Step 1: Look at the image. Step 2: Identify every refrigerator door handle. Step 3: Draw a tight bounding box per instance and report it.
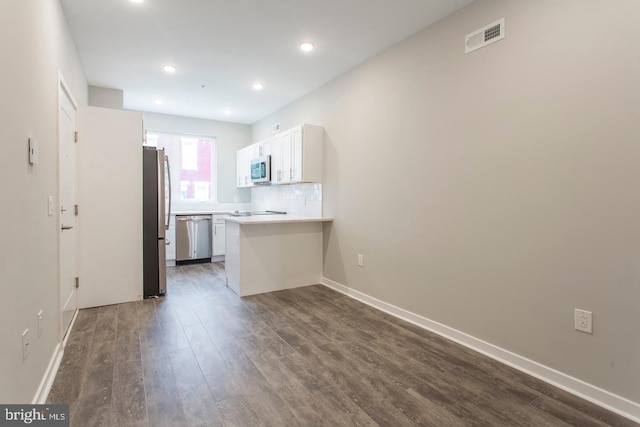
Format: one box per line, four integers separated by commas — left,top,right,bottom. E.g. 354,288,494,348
165,154,172,230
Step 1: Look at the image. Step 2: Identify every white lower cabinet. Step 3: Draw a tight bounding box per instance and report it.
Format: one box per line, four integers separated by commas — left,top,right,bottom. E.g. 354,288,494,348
166,217,176,263
212,215,226,259
213,224,226,256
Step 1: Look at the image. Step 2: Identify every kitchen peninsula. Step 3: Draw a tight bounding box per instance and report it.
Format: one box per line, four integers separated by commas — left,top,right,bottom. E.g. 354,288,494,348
224,215,332,296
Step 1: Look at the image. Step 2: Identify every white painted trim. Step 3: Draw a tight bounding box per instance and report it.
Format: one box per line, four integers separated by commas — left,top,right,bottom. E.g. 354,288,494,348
321,277,640,424
57,69,79,342
57,69,78,110
32,344,63,404
62,307,79,348
32,308,78,404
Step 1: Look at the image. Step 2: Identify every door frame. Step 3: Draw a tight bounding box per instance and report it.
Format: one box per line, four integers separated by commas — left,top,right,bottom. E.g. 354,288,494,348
57,70,79,344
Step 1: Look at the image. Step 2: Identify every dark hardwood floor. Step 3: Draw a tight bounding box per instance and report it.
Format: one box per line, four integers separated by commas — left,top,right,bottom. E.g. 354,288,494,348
47,263,637,426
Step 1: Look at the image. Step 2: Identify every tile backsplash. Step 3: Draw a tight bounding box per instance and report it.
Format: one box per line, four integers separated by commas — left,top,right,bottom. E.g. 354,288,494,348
251,183,322,217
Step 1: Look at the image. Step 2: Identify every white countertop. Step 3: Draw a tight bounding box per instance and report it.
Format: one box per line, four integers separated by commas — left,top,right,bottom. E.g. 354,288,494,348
223,215,333,225
172,210,233,216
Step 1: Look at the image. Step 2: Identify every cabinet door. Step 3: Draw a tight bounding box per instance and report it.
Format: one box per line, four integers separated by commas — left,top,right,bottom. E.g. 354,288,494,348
242,147,251,187
290,125,303,182
213,223,226,256
252,141,267,158
236,149,244,187
280,129,292,184
271,133,283,183
166,219,176,260
236,146,252,187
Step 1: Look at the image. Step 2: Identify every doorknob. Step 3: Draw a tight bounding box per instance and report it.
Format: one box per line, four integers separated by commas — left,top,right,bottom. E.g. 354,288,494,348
61,225,74,230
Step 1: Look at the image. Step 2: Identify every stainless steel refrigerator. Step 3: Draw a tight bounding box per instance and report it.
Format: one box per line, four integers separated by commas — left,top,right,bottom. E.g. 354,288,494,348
143,146,171,297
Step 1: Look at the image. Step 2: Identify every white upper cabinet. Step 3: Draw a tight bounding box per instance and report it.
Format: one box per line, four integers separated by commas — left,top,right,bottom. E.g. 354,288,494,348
252,139,269,158
237,124,323,187
236,146,253,188
271,129,291,184
236,139,274,188
272,124,322,185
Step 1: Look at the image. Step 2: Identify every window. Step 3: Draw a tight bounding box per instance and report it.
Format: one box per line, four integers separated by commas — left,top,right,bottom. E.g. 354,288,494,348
146,131,216,203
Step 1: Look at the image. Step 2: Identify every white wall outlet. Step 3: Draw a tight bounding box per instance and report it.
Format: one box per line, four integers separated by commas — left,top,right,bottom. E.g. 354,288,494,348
357,254,364,267
22,329,30,360
37,311,44,337
574,309,593,333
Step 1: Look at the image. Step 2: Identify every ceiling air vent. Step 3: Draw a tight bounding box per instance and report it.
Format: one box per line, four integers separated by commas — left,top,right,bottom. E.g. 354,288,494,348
465,18,505,54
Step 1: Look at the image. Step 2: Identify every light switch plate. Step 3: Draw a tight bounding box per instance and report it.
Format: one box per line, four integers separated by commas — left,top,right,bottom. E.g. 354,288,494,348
28,138,39,165
22,329,30,360
37,311,44,337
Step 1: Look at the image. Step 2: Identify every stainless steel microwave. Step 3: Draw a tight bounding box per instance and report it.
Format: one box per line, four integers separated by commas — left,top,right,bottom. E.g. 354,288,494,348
251,155,271,184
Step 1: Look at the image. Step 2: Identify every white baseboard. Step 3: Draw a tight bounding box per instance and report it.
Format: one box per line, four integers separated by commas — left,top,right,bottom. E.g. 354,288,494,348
321,277,640,424
32,308,79,404
32,343,63,404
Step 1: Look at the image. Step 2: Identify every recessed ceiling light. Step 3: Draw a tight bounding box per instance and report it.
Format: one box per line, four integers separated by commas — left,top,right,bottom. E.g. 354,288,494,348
130,0,144,3
224,109,232,115
300,41,315,52
154,99,164,105
163,64,177,74
253,83,264,91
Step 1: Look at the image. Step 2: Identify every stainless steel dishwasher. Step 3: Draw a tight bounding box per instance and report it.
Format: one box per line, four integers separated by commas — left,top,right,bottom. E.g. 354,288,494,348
175,215,212,264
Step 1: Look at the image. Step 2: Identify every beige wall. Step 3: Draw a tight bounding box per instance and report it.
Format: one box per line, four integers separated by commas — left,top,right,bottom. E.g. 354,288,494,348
0,0,88,402
143,112,252,204
253,0,640,404
88,85,124,109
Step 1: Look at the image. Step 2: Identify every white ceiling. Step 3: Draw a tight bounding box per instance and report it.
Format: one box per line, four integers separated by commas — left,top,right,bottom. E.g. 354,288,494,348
60,0,474,124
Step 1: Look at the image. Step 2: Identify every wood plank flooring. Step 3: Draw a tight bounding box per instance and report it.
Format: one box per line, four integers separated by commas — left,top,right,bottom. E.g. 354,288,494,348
47,263,638,426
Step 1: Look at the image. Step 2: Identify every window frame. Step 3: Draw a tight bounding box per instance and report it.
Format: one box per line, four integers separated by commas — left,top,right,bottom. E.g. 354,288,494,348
145,130,218,206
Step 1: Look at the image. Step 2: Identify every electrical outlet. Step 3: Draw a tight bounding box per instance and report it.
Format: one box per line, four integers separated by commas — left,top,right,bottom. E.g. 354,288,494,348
22,329,30,360
37,311,44,337
574,309,593,333
357,254,364,267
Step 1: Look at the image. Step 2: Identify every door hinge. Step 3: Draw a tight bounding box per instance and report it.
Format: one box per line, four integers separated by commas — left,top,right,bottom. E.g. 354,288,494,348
75,277,80,289
74,204,79,216
74,131,78,143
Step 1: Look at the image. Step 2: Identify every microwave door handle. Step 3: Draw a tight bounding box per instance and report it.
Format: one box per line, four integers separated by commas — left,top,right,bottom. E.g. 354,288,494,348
165,154,172,230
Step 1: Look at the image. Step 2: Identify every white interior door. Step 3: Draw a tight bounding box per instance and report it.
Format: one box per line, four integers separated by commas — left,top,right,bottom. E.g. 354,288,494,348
58,78,78,339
